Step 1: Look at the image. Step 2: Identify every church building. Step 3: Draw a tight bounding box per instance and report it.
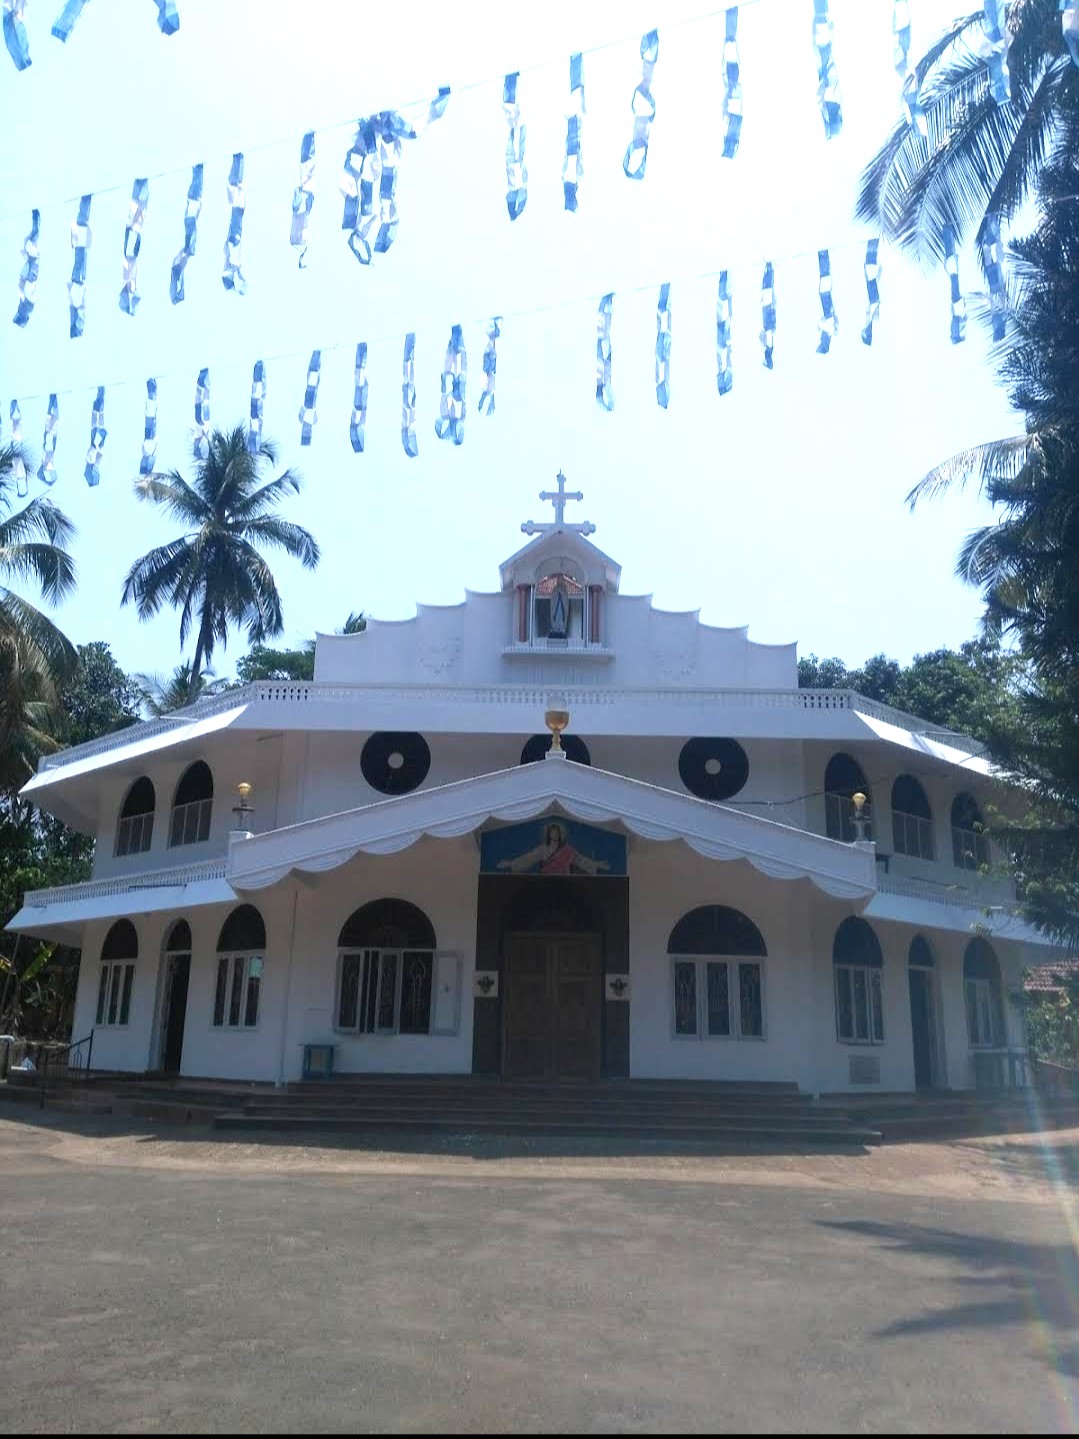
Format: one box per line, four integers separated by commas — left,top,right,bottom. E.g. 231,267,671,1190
10,479,1051,1094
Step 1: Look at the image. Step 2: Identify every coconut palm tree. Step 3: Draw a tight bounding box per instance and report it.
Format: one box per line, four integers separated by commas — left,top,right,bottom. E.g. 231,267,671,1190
133,661,230,717
856,1,1079,268
121,427,321,688
0,443,77,771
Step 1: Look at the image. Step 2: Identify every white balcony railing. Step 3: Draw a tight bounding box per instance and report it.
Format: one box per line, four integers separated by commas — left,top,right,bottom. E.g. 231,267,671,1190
892,809,935,861
24,858,229,909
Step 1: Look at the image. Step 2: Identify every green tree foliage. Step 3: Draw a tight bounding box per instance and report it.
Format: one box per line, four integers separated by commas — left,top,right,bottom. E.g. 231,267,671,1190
57,641,142,746
134,661,229,715
857,0,1078,268
798,638,1021,745
122,427,320,687
233,613,366,684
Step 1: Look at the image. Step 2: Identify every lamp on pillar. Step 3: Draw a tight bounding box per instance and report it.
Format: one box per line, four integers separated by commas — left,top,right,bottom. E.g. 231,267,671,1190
232,781,254,830
851,791,869,843
545,708,569,756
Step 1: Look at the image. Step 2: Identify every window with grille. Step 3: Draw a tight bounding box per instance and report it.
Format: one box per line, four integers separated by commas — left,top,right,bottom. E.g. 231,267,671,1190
952,793,990,870
336,949,433,1035
169,761,213,848
115,776,155,857
671,957,765,1040
213,953,263,1028
833,917,885,1045
96,962,135,1027
891,775,934,860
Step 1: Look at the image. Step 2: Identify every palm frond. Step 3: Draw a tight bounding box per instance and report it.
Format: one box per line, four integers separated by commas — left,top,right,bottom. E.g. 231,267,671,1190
907,435,1032,508
0,589,77,682
240,515,321,568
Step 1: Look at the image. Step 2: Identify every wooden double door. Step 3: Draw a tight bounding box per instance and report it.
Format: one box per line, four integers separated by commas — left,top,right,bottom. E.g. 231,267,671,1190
503,931,603,1081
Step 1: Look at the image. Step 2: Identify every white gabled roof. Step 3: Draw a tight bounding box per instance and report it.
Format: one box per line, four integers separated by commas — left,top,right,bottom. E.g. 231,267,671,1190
228,753,878,900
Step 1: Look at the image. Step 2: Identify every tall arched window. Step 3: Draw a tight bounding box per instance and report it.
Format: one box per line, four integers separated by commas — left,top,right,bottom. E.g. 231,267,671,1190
667,905,767,1040
952,792,990,871
833,917,884,1044
213,904,265,1029
824,753,872,842
170,761,213,847
964,938,1003,1048
335,899,437,1036
892,774,934,860
96,919,138,1028
115,777,155,857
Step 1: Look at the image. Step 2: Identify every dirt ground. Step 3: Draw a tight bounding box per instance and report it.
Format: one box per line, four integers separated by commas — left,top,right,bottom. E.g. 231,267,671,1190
3,1111,1079,1433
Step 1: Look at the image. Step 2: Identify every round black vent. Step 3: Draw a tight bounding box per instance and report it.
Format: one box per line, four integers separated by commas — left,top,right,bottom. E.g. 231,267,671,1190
361,732,431,795
678,738,749,801
520,733,591,766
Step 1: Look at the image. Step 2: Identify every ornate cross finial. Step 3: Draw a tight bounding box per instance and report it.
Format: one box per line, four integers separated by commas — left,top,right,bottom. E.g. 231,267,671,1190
521,470,596,537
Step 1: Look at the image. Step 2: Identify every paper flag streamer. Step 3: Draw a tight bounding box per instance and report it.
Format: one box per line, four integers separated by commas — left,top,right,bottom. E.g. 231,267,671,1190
222,153,248,294
563,53,584,211
655,284,671,408
52,0,90,41
38,394,58,487
722,9,742,159
3,1,31,70
350,344,368,453
9,402,27,497
478,316,500,415
340,88,450,264
192,368,210,459
943,225,966,344
140,378,157,476
816,250,837,354
299,351,320,446
861,238,881,345
435,325,467,444
623,29,659,180
892,2,926,135
154,0,179,34
1065,3,1079,68
13,209,40,327
981,214,1007,341
716,271,733,395
119,178,149,317
68,194,92,339
290,131,316,268
503,73,528,221
596,293,614,409
812,1,843,139
248,360,265,454
170,164,203,305
85,387,106,487
401,333,418,458
978,1,1011,104
760,262,776,368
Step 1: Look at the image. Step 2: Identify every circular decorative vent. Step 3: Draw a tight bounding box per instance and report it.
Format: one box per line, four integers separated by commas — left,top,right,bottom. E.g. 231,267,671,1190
520,733,591,766
678,737,749,801
361,732,431,795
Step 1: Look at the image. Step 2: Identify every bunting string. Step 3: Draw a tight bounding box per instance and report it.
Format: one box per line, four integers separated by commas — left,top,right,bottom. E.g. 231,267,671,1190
37,392,58,486
67,194,91,339
139,377,157,475
478,316,500,415
563,53,585,212
596,292,614,409
622,29,658,180
248,360,265,453
435,325,467,444
222,153,248,295
3,1,31,70
716,271,733,395
192,367,210,459
349,344,368,452
84,385,105,486
9,401,27,496
978,1,1011,105
815,248,836,354
943,224,966,345
169,164,203,305
503,73,528,221
892,2,926,136
119,178,149,317
812,0,842,139
721,8,742,159
981,214,1007,341
299,351,320,445
290,132,316,268
401,332,418,458
760,261,775,368
655,283,671,408
51,0,89,41
13,209,40,328
860,237,881,345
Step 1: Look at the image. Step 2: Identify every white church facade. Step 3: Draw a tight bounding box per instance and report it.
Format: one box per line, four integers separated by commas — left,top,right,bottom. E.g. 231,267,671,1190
11,479,1053,1094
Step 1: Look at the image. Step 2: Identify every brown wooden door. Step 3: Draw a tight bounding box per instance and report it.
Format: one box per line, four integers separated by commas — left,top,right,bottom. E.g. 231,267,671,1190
503,932,602,1081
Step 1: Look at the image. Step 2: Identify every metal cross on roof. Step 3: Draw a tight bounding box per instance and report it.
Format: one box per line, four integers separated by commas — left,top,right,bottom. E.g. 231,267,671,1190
521,471,596,537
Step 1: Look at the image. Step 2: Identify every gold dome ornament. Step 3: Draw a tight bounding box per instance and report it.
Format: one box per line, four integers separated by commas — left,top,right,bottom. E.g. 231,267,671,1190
232,781,254,828
545,708,570,752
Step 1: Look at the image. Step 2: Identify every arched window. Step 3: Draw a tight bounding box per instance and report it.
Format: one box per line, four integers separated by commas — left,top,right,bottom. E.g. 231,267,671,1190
667,905,766,1040
336,900,437,1036
165,919,192,952
213,904,265,1029
833,917,884,1045
908,934,934,969
520,733,591,766
964,939,1003,1048
170,761,213,847
115,776,155,857
952,792,990,871
824,753,872,842
891,774,934,860
533,568,585,642
96,919,138,1028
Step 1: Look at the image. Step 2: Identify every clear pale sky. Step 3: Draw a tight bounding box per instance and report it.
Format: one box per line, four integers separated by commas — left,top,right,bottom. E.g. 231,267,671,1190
0,0,1018,680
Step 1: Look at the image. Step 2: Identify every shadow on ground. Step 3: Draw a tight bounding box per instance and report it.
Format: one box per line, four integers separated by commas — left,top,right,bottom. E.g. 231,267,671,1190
820,1213,1079,1384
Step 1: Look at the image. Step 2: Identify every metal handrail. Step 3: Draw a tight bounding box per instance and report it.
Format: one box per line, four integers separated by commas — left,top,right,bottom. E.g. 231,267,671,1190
38,1029,94,1109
